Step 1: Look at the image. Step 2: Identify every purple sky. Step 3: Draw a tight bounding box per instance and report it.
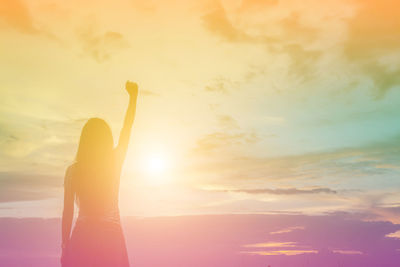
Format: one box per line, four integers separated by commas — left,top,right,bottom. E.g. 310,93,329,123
1,213,400,267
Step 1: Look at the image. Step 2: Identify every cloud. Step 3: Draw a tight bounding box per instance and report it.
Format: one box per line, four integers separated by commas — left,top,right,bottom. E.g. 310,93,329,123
279,12,318,43
344,0,400,97
194,131,258,153
202,3,252,42
0,133,39,158
131,0,157,14
283,43,321,81
217,115,239,130
332,249,363,255
0,0,38,34
140,90,159,97
77,27,129,62
201,2,324,84
216,187,337,195
369,204,400,224
204,76,245,94
0,171,61,202
386,230,400,239
0,0,59,41
201,2,276,44
270,226,305,234
205,80,229,93
186,134,400,218
243,249,318,256
244,241,298,248
239,0,279,11
192,132,400,183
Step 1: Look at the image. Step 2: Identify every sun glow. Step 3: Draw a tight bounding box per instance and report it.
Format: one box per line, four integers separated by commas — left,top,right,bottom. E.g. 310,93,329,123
140,151,172,185
145,155,167,175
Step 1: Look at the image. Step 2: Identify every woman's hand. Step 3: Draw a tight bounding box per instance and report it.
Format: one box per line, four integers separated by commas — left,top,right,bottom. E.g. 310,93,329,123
125,81,138,98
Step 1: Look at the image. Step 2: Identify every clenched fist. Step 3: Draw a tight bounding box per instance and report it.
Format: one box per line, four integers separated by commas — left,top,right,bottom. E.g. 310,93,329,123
125,81,138,98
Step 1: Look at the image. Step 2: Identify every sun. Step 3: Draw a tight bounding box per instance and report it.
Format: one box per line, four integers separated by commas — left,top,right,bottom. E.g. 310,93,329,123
145,155,167,175
141,152,171,185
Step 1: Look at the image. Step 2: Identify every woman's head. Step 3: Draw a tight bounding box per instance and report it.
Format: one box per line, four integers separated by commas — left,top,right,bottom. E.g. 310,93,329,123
76,118,114,165
73,118,115,206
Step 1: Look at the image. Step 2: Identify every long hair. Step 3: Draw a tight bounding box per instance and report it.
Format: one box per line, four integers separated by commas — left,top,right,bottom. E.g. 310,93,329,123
73,118,115,205
76,118,114,165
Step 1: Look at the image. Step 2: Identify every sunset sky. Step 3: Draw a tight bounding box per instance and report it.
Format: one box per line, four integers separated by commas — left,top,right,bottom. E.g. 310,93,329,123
1,0,400,225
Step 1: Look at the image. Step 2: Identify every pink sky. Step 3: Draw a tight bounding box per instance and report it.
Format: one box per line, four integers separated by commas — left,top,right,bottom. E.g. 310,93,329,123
1,213,400,267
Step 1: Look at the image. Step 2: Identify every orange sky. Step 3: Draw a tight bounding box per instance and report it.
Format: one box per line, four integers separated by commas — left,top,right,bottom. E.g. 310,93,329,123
1,0,400,220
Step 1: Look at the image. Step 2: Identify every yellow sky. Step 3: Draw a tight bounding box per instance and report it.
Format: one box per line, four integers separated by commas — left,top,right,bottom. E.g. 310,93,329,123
1,0,400,219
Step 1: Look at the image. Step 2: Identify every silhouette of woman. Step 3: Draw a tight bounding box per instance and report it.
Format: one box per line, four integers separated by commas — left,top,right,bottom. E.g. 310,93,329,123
61,81,138,267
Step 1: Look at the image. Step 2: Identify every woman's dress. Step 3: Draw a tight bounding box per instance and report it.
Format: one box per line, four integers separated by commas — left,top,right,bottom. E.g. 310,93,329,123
63,159,130,267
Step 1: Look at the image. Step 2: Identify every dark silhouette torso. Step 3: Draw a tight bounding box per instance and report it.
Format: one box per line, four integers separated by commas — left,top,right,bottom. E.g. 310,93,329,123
63,152,129,267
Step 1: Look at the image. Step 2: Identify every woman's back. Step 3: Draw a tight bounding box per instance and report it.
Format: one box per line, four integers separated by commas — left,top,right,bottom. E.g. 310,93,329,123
69,154,121,220
64,153,129,267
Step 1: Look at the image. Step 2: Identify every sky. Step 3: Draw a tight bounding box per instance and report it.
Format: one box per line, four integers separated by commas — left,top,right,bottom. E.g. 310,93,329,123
1,214,400,267
1,0,400,224
2,0,400,265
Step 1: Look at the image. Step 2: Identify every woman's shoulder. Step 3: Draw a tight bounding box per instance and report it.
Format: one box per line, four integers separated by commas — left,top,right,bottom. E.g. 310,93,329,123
66,162,78,173
64,162,78,184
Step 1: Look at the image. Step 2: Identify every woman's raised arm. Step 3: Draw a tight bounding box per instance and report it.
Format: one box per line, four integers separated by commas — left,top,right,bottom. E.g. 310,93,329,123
115,81,138,165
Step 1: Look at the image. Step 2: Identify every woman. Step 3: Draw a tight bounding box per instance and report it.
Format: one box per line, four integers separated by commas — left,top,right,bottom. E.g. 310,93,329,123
61,81,138,267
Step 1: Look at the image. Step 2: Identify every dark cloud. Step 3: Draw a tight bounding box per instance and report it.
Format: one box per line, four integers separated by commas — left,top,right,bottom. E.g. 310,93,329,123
219,187,337,195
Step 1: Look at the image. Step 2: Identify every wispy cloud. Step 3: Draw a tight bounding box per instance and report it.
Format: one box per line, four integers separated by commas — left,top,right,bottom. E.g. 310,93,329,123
217,115,239,130
202,2,255,43
270,226,305,235
0,172,61,202
333,249,363,255
140,90,159,97
77,26,129,62
214,187,337,195
344,0,400,98
243,249,318,256
193,131,259,153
